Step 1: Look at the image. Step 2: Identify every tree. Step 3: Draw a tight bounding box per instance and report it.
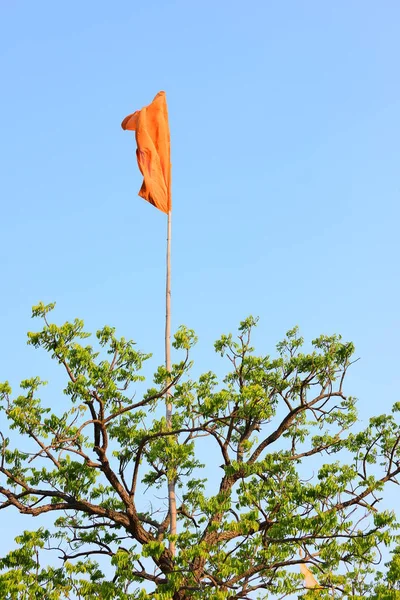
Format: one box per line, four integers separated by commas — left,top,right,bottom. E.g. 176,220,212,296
0,302,399,599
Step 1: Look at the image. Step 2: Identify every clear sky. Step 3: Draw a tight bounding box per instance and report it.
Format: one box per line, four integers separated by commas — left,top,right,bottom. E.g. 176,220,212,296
0,0,399,576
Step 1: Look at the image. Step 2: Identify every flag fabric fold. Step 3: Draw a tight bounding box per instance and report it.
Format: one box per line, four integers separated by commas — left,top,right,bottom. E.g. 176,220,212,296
121,91,171,214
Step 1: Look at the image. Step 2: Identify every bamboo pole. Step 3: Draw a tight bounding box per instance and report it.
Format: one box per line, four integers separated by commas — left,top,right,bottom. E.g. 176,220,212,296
165,210,176,555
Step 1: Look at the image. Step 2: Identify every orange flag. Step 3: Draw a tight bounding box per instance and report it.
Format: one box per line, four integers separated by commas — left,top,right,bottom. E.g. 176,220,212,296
300,563,320,589
121,91,171,214
299,550,321,589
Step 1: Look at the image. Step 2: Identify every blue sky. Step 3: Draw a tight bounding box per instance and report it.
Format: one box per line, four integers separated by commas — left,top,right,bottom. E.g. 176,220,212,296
0,0,399,578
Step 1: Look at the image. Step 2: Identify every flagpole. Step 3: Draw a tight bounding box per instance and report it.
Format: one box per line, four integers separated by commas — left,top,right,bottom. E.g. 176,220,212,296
121,90,176,555
165,209,176,556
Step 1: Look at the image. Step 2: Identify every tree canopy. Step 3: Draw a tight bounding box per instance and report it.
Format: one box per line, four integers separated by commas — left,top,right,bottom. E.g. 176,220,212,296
1,303,399,599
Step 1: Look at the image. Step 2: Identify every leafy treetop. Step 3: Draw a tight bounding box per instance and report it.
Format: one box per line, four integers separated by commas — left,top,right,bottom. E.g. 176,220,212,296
1,303,400,599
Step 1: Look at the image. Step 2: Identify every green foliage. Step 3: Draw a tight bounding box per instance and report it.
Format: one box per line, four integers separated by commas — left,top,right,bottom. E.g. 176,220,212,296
0,304,399,599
